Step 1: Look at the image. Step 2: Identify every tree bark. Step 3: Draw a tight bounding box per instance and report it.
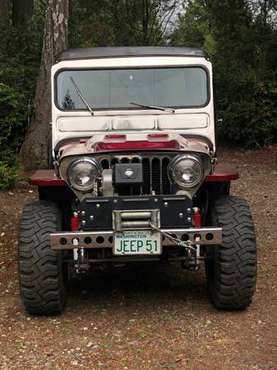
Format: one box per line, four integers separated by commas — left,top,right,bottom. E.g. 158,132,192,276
12,0,33,27
20,0,69,170
0,0,10,21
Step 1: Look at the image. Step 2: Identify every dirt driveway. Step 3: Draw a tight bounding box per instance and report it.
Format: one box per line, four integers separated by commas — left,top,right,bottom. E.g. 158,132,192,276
0,148,276,370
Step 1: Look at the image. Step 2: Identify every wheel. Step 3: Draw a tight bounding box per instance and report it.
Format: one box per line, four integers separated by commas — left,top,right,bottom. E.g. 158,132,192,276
18,201,66,315
205,196,257,310
211,182,230,196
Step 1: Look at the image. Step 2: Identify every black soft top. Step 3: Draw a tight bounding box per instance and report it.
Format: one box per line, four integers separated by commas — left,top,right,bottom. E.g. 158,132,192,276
58,46,205,61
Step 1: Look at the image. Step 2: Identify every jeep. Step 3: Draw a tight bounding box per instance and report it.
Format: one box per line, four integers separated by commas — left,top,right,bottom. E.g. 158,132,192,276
19,47,257,315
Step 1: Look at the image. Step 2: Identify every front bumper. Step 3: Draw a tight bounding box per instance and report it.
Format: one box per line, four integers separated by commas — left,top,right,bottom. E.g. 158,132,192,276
50,227,222,250
51,195,222,251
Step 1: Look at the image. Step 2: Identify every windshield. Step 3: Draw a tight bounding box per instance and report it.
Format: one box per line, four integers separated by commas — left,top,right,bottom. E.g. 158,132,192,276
56,67,208,111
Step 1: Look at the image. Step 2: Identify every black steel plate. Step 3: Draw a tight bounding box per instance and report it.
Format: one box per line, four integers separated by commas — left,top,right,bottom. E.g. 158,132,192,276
80,196,192,231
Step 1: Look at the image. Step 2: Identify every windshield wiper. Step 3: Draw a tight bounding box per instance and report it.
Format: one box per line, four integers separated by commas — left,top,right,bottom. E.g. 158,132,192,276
70,76,94,116
130,101,175,113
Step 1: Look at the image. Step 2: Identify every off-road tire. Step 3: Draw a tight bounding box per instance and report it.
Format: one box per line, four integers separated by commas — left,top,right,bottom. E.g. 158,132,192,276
18,201,66,315
206,196,257,310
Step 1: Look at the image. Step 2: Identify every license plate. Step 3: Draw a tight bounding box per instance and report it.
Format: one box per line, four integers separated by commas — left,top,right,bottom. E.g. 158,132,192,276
114,230,161,256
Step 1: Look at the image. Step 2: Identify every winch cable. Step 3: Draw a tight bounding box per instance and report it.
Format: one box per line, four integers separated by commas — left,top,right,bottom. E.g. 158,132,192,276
149,222,196,252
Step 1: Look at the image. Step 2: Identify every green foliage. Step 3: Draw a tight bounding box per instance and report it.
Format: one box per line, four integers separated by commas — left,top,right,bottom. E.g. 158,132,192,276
171,0,216,55
217,81,277,147
0,1,44,169
0,83,28,162
69,0,170,47
171,0,277,147
0,162,19,190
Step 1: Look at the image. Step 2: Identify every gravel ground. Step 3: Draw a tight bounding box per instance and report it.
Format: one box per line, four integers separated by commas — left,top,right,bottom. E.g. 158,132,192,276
0,147,276,370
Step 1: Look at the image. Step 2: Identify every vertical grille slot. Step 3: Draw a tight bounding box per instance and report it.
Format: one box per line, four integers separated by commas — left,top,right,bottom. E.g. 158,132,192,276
142,158,150,194
131,157,141,163
101,159,109,169
152,157,161,194
111,158,119,166
162,157,171,194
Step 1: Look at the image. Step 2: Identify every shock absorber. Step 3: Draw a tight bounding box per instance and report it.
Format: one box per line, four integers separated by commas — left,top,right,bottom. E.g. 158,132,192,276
71,211,88,273
71,211,80,270
192,207,202,270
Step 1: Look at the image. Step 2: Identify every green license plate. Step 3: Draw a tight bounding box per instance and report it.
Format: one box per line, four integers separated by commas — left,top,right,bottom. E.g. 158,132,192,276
114,230,161,256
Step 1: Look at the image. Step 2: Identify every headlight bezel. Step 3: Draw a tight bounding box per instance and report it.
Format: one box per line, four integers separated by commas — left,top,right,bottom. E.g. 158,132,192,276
67,157,100,192
168,154,203,189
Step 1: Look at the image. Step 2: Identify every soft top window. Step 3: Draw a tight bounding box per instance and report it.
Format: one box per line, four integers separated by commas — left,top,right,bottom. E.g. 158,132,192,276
56,67,209,111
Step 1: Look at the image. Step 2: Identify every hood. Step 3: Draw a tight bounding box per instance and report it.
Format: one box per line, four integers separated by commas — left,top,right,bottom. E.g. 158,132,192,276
57,132,212,162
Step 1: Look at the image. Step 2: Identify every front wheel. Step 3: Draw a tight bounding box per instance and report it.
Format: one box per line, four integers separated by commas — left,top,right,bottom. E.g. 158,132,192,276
205,196,257,310
18,201,66,315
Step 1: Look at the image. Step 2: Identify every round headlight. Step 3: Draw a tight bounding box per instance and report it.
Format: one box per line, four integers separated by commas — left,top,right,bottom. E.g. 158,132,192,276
168,154,203,189
67,158,100,192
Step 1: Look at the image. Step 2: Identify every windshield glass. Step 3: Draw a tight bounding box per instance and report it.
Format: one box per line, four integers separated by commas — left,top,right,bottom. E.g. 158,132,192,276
56,67,208,111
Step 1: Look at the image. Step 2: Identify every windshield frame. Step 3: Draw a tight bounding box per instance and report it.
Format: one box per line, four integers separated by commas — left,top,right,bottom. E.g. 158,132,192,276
54,64,211,112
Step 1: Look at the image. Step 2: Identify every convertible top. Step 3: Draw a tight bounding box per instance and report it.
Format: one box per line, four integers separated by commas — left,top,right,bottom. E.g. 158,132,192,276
58,46,205,61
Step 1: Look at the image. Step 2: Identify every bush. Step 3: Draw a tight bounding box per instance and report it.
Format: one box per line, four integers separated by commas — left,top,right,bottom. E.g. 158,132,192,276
0,162,18,190
0,20,42,169
217,81,277,147
0,83,28,163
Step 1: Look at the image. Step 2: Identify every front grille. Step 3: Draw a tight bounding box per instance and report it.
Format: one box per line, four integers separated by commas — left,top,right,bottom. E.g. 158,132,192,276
98,154,174,195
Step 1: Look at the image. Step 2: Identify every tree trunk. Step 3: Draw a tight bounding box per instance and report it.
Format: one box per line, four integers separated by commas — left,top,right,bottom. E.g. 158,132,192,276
0,0,10,21
20,0,69,170
12,0,33,26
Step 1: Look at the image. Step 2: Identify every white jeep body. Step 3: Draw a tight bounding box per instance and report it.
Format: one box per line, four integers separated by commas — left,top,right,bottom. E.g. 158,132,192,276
51,47,215,155
19,48,256,316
